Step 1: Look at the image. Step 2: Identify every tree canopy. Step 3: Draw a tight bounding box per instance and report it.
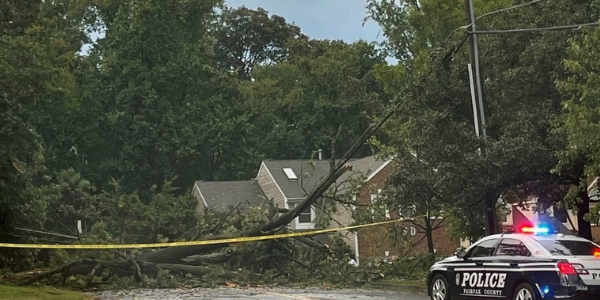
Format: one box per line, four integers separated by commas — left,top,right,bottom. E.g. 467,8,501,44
367,0,600,240
3,0,600,285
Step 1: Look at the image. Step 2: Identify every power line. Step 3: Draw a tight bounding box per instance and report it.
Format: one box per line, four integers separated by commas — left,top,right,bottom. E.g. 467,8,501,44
474,0,546,24
468,22,599,35
439,0,546,51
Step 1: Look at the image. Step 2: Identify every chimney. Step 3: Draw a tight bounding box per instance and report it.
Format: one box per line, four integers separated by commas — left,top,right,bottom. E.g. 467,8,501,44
318,149,323,160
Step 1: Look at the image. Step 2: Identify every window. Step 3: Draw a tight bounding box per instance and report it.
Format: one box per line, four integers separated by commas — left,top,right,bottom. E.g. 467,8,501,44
590,187,599,201
282,168,297,181
535,239,600,256
495,239,531,257
468,238,499,258
288,203,313,228
553,206,568,223
399,206,416,219
370,189,390,219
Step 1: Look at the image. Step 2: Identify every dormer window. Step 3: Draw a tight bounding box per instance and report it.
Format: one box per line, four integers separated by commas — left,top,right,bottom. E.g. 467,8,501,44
283,168,298,181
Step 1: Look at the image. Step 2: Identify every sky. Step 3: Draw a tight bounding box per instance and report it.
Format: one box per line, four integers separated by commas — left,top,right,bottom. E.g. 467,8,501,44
83,0,391,60
224,0,386,44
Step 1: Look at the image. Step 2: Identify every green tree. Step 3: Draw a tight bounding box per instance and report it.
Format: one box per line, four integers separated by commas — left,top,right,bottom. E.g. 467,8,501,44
0,0,84,231
71,0,259,197
241,40,387,161
214,6,308,79
35,169,100,238
368,0,600,240
555,23,600,227
385,152,452,254
0,0,87,269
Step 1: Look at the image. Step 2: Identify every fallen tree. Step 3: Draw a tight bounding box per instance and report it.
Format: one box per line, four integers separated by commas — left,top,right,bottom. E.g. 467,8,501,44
9,124,384,287
135,124,383,268
140,163,352,265
8,164,351,287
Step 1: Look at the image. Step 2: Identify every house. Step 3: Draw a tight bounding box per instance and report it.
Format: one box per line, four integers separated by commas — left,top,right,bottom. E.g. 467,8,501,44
454,179,600,249
353,165,459,260
192,154,459,265
193,179,266,213
500,198,600,241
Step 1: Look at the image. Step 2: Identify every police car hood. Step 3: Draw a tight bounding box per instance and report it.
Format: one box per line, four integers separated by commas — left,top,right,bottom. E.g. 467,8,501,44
434,256,462,265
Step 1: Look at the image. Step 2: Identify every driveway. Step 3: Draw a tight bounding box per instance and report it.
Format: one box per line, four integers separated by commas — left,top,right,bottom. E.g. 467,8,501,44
93,287,429,300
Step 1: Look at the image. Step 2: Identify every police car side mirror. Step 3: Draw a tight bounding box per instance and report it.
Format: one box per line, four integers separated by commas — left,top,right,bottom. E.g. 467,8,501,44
455,248,467,259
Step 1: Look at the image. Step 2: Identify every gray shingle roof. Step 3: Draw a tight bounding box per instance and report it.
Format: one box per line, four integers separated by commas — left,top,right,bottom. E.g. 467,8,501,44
263,155,390,199
195,180,266,212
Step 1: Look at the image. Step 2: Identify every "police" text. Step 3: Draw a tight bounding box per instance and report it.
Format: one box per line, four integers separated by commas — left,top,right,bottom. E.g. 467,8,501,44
459,272,506,288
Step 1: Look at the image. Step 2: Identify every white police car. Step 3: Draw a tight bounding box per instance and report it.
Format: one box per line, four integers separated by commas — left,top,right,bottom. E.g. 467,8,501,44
427,224,600,300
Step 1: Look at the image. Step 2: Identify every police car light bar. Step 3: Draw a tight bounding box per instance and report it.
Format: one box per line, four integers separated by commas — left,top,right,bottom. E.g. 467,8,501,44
519,226,550,234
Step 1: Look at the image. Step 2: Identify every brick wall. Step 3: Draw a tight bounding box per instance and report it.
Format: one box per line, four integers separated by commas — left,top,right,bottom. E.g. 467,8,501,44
355,160,396,259
592,226,600,243
355,160,459,260
357,220,458,259
403,219,458,256
358,224,403,259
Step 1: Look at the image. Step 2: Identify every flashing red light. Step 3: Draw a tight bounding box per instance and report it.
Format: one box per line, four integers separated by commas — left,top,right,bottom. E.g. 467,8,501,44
558,262,577,275
594,249,600,258
519,226,550,234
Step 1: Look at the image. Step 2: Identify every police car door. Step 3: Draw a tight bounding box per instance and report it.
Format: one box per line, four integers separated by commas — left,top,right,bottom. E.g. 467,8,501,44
486,238,533,298
454,238,500,299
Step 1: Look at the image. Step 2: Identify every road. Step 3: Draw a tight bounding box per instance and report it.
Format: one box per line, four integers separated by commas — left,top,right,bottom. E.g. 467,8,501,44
93,287,429,300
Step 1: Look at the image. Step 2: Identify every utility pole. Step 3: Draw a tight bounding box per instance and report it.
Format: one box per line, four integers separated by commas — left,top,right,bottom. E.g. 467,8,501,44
464,0,497,235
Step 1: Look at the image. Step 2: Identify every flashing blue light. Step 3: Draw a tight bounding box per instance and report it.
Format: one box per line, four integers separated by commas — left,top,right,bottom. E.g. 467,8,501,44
542,285,550,295
521,226,550,234
536,225,550,234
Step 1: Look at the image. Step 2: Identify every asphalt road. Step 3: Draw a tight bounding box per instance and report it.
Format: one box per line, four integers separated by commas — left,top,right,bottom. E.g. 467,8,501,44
93,287,429,300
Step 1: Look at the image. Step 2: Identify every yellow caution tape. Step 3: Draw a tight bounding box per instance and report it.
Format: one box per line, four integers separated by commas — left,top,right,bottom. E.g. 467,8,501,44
0,219,401,249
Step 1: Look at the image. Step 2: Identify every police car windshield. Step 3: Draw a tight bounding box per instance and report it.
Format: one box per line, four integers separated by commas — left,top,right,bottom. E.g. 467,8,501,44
535,239,599,256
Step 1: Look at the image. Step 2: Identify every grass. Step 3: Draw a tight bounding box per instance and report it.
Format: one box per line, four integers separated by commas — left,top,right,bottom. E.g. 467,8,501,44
0,284,94,300
369,278,427,294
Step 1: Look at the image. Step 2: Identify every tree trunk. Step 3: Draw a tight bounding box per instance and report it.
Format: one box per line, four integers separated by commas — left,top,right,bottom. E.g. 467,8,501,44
424,216,435,254
577,190,592,240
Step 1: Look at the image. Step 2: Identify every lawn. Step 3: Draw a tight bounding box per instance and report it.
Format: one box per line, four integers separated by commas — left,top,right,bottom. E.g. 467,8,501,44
369,279,427,294
0,284,94,300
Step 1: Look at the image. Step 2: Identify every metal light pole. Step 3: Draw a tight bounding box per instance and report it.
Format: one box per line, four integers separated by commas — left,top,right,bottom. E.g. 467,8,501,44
464,0,496,235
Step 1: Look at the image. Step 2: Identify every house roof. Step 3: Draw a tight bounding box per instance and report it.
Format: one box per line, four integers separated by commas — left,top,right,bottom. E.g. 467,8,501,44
262,155,391,199
194,180,266,212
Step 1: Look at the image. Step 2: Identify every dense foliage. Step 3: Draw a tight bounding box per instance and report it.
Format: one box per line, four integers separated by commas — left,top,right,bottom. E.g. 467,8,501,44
368,0,600,242
2,0,600,288
0,0,384,275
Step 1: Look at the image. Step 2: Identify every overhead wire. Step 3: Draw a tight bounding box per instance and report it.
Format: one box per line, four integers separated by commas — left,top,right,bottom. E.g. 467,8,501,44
468,22,599,34
473,0,546,25
439,0,547,51
319,0,594,205
438,0,598,63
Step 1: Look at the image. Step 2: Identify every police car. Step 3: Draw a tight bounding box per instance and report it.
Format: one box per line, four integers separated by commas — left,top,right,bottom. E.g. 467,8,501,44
426,224,600,300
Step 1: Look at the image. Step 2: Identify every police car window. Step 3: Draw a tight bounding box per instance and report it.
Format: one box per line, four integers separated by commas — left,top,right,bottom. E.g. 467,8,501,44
468,238,499,257
495,238,531,256
536,239,600,256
